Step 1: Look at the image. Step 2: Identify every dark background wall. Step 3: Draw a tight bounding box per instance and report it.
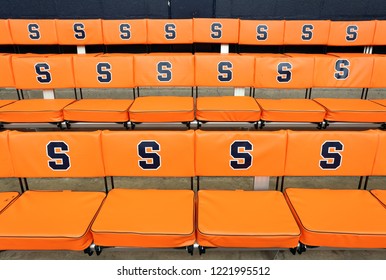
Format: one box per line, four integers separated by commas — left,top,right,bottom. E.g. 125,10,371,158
0,0,385,20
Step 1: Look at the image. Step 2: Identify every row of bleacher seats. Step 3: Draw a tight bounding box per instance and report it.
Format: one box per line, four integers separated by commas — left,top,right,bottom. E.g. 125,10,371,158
2,53,386,89
1,53,386,127
0,19,386,46
1,97,386,126
0,129,385,254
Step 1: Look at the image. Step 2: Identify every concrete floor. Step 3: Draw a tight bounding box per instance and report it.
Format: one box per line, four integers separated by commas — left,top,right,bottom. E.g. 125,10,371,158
0,87,386,260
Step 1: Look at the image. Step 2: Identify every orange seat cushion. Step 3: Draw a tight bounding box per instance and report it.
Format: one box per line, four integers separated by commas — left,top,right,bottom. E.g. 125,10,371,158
0,192,19,213
91,189,195,248
0,190,105,250
370,99,386,109
314,98,386,122
196,96,261,122
197,190,300,248
371,190,386,208
285,188,386,248
63,99,133,122
129,96,194,123
0,99,75,123
0,100,16,109
256,99,326,122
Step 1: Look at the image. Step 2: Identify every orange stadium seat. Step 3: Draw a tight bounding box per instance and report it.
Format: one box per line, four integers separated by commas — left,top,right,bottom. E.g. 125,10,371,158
0,20,13,45
66,53,134,123
284,130,386,249
283,20,330,45
0,99,75,123
56,19,103,45
0,131,106,251
12,54,75,89
130,53,194,123
102,19,147,45
370,190,386,208
314,98,386,123
285,188,386,248
313,53,374,88
147,19,193,44
239,20,285,45
285,130,378,176
195,53,259,122
0,54,16,88
9,19,58,45
195,130,300,249
373,20,386,46
91,130,195,249
193,18,239,43
327,21,376,46
256,99,326,123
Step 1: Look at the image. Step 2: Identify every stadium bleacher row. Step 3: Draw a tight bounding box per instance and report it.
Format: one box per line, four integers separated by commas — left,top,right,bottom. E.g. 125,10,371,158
1,0,386,259
1,52,386,129
0,129,386,255
0,19,385,46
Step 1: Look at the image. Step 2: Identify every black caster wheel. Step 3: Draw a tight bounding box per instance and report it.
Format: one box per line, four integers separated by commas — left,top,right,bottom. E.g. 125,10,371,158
186,245,194,255
289,247,297,255
95,245,103,256
297,243,306,255
198,246,206,255
84,247,93,256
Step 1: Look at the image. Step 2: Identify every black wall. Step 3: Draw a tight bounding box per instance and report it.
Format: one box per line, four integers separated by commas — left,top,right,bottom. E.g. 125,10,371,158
0,0,385,19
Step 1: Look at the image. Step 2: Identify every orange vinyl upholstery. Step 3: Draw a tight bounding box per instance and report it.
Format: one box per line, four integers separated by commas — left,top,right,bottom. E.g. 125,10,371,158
92,189,195,248
370,190,386,208
371,130,386,176
102,19,147,45
285,188,386,248
129,96,194,123
239,20,285,45
63,99,133,122
327,21,376,46
195,53,254,87
196,96,261,122
147,19,193,44
12,54,75,89
314,98,386,122
101,130,195,177
373,21,386,45
0,192,19,213
195,130,299,248
9,19,58,45
370,55,386,88
0,99,75,123
0,131,106,251
285,130,378,176
313,54,374,88
0,54,15,88
195,130,287,177
134,53,194,87
0,20,13,44
92,130,195,248
73,53,134,88
197,190,300,248
55,19,103,45
0,131,14,178
253,53,314,88
9,130,105,178
283,20,330,45
256,99,326,122
193,18,239,43
0,190,105,250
